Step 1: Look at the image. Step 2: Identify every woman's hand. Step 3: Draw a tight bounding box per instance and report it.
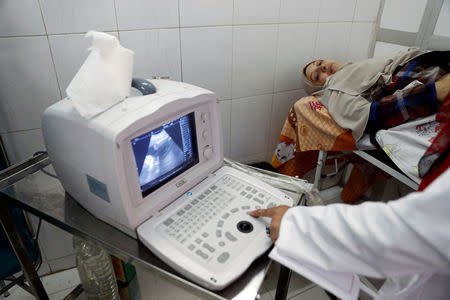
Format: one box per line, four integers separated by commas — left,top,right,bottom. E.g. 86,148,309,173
436,73,450,102
249,205,290,242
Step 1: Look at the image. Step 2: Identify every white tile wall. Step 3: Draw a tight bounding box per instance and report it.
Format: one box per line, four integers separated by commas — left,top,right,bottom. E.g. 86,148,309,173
232,25,278,99
38,222,75,261
181,27,232,100
434,0,450,37
380,0,427,32
48,255,76,272
233,0,281,25
279,0,321,23
1,129,45,164
0,37,60,133
0,0,45,36
219,100,232,158
0,0,380,276
275,23,317,92
354,0,381,22
319,0,357,22
347,22,375,62
39,0,117,34
373,41,409,58
180,0,233,27
115,0,179,30
120,29,181,81
230,94,273,163
314,22,353,62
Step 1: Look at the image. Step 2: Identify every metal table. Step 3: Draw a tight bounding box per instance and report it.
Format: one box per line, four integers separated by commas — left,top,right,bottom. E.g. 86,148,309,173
0,153,310,300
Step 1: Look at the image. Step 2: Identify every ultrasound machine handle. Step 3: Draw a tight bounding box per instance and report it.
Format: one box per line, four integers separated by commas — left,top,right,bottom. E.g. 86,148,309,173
131,78,157,95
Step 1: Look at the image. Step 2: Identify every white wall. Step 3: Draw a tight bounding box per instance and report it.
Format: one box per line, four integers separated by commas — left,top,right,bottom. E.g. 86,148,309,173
0,0,380,273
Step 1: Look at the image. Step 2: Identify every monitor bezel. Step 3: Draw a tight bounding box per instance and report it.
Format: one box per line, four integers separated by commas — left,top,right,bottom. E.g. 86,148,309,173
117,97,221,215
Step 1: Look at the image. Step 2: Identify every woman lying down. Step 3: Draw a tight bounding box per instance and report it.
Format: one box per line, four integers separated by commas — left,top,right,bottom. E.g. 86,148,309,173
301,49,450,140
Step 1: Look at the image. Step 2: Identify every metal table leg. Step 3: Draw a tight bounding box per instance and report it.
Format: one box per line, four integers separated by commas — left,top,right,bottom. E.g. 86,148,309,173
0,197,49,299
274,265,292,300
313,151,328,189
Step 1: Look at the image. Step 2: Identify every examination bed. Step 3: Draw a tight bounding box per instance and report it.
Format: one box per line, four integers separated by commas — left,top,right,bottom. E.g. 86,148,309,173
271,96,440,199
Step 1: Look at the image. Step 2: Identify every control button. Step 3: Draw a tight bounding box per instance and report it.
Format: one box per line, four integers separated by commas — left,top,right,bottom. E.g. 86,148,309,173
163,218,174,226
222,212,230,219
202,130,209,139
237,221,254,233
201,112,209,121
216,230,222,238
184,204,192,210
230,208,239,213
225,232,237,242
176,210,185,216
196,249,209,259
202,232,209,238
241,206,250,210
217,252,230,263
203,243,215,253
188,244,196,251
254,198,264,205
195,238,202,244
217,220,224,228
203,146,213,159
218,241,226,247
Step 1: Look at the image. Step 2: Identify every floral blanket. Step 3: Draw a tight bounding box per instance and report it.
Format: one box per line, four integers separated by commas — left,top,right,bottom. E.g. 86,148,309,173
271,96,388,203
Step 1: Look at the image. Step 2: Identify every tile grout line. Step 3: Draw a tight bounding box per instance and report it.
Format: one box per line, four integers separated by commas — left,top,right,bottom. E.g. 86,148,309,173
267,0,284,161
36,0,63,100
228,0,235,157
178,0,183,82
0,20,375,39
112,0,121,40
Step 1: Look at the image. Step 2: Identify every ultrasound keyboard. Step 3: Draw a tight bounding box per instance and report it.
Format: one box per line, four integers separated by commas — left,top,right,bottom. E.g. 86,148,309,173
157,174,278,271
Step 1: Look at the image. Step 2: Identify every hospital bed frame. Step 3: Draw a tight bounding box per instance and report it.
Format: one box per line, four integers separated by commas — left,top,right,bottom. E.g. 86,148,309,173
314,150,419,191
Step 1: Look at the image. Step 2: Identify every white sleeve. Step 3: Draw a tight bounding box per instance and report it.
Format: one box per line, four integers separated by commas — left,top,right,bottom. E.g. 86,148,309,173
270,168,450,278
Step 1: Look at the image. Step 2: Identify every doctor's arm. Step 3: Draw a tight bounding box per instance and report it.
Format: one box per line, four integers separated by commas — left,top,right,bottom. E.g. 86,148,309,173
252,169,450,279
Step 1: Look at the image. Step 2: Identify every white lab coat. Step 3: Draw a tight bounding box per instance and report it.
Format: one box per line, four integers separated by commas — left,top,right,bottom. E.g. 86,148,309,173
270,168,450,300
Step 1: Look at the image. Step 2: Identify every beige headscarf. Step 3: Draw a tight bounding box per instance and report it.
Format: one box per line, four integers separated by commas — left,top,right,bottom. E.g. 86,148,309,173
301,61,323,95
317,48,424,140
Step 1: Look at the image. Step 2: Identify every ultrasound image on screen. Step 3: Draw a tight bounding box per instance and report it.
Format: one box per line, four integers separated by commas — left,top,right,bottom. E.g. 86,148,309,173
131,112,199,197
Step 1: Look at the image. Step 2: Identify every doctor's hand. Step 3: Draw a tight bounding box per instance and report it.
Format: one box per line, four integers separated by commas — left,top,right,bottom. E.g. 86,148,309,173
249,205,290,243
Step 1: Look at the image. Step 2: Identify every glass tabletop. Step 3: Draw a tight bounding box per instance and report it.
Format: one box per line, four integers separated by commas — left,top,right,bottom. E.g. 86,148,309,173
1,156,311,300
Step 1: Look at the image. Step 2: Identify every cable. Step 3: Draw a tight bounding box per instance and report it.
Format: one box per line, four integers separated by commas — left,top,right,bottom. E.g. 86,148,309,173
33,151,58,178
40,169,58,179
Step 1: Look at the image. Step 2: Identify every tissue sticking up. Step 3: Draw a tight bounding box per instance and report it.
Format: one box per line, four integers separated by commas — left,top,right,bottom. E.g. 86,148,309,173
66,31,134,119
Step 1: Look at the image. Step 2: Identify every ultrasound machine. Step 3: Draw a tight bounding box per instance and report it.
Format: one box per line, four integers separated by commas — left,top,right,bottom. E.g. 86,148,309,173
42,79,293,290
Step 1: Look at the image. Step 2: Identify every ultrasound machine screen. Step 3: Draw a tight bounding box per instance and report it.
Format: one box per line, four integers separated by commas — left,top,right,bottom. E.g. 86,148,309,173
131,112,199,197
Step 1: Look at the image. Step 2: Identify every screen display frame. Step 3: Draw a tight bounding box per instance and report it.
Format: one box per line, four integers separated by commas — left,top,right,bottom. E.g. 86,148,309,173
131,112,199,198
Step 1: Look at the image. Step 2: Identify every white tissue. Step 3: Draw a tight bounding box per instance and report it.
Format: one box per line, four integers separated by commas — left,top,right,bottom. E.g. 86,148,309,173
66,31,134,118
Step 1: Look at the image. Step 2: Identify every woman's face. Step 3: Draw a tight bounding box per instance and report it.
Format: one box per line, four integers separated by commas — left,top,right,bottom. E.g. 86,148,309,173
304,59,343,86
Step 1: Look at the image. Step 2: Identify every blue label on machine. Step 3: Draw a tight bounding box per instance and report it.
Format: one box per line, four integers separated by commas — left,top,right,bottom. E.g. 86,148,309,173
86,174,110,203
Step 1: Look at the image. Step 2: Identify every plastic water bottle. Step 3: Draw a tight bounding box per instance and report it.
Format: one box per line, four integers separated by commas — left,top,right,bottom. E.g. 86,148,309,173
73,236,120,300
